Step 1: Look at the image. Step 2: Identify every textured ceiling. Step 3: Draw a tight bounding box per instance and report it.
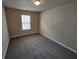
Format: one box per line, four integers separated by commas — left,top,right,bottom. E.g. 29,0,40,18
3,0,74,12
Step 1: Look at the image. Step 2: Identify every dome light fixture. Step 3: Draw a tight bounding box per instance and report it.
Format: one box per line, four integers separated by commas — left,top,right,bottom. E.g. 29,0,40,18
34,0,40,6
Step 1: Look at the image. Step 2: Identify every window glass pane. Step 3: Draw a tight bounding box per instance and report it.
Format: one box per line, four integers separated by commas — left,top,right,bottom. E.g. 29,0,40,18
21,15,31,30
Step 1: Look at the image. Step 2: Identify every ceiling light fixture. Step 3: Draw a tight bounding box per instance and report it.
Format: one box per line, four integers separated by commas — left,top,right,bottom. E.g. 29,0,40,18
34,0,40,6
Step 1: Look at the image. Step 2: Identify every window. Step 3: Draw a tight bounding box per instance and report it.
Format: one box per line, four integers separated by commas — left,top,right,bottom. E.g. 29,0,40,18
21,15,31,30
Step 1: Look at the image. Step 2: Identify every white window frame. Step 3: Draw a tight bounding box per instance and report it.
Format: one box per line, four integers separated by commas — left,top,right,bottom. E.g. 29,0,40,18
21,15,31,31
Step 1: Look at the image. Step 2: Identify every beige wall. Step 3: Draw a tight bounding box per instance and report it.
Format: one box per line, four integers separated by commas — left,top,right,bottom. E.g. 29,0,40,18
6,8,40,38
2,6,9,59
40,1,77,52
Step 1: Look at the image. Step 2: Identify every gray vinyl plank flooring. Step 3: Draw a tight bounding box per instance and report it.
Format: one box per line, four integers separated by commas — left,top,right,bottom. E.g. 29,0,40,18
5,34,77,59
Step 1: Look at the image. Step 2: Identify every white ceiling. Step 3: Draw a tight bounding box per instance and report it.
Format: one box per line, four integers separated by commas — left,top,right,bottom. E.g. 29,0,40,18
3,0,74,12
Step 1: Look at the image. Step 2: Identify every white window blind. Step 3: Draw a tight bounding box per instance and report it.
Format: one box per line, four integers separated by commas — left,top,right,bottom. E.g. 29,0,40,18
21,15,31,30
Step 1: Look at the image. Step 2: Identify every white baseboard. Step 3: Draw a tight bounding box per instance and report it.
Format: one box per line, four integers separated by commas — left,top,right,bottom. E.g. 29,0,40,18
40,33,77,53
10,33,38,38
3,38,10,59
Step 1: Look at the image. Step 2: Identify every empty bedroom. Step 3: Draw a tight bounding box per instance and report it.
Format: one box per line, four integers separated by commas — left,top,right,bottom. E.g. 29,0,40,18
2,0,77,59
